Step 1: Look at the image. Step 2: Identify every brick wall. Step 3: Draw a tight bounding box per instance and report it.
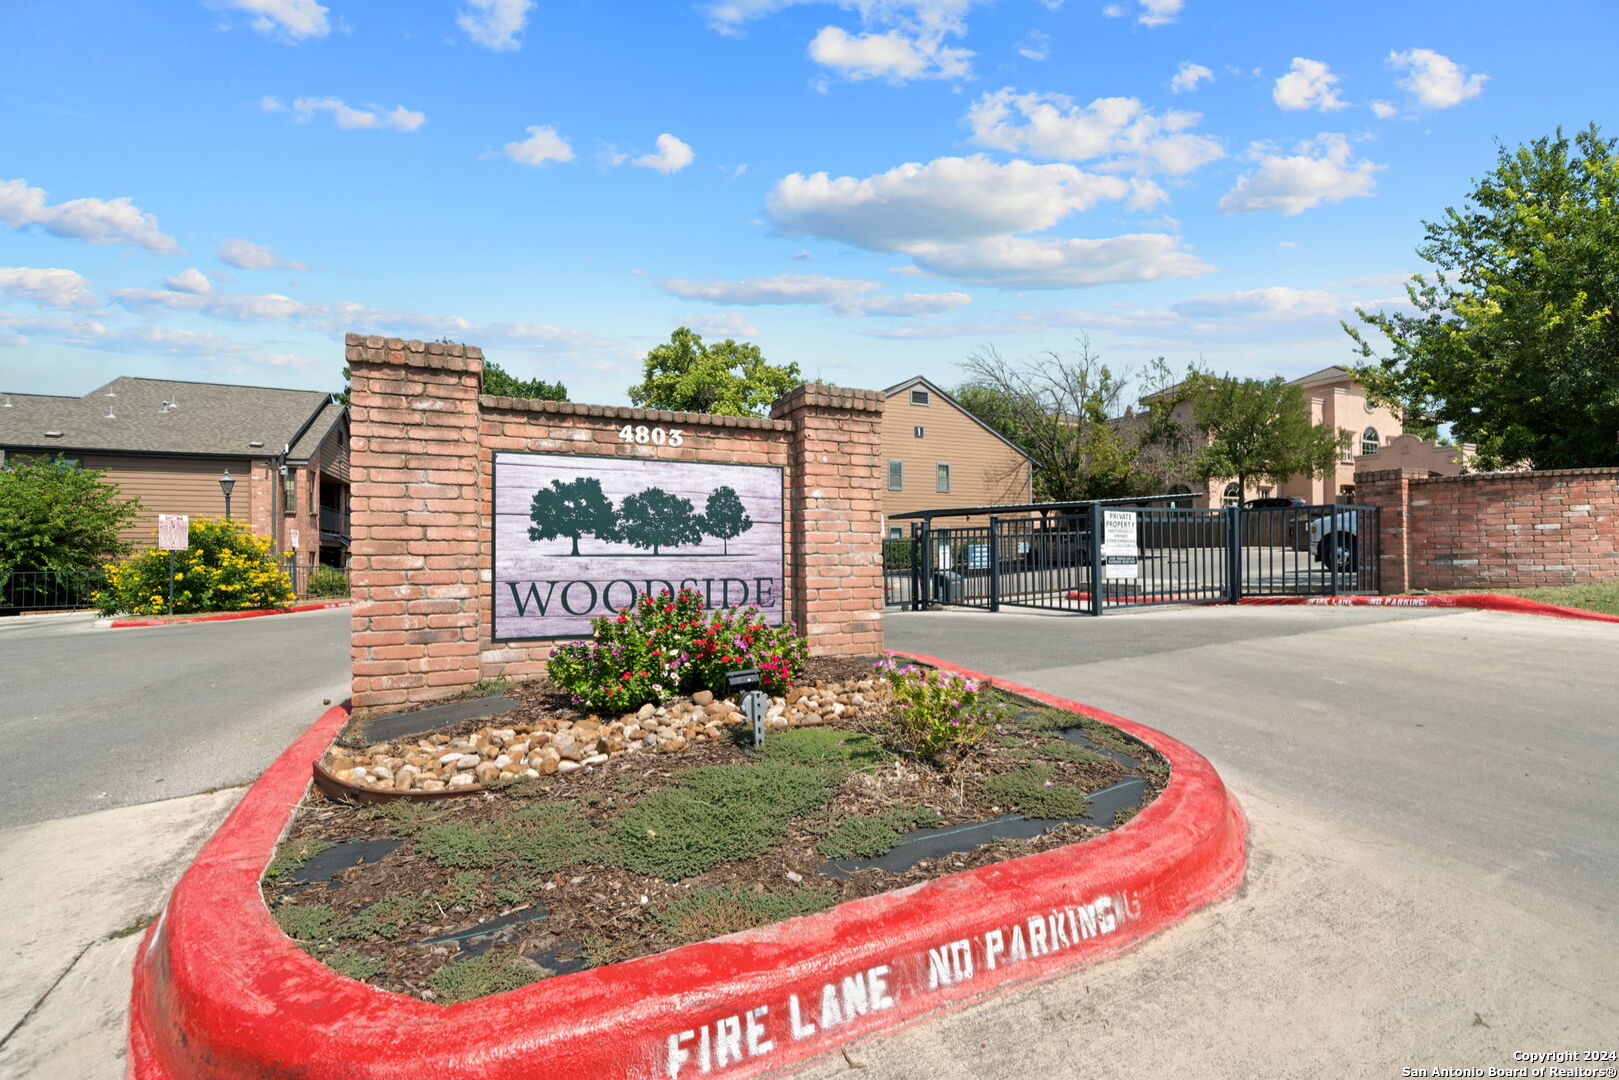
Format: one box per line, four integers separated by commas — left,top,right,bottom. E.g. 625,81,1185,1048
347,335,885,717
1356,466,1619,593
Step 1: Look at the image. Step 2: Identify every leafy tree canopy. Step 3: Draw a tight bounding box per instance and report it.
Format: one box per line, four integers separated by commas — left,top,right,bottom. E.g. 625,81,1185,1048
628,327,802,417
0,456,143,573
1344,124,1619,470
482,359,568,401
1192,375,1345,495
956,340,1203,502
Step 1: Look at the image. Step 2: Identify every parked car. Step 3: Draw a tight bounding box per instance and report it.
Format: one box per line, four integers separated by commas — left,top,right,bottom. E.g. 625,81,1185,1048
1307,508,1361,572
1243,496,1307,509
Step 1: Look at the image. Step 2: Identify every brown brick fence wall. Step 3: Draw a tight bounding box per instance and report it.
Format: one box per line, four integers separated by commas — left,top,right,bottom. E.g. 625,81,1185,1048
1356,466,1619,593
345,335,884,718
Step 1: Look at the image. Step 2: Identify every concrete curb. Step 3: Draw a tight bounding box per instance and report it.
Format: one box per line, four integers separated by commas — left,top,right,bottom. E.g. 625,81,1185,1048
127,655,1247,1080
1238,593,1619,624
108,600,351,629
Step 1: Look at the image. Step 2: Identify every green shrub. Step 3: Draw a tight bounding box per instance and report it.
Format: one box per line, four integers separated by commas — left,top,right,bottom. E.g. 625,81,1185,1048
1027,741,1109,767
307,565,350,597
348,895,434,938
273,903,340,943
876,658,998,760
755,727,890,770
547,587,808,712
94,517,294,615
983,765,1092,820
427,949,552,1004
610,761,836,879
328,949,386,981
265,837,331,880
655,885,837,945
818,804,942,859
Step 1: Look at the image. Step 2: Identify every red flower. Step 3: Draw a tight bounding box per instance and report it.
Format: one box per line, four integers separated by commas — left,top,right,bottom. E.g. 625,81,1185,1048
621,673,632,681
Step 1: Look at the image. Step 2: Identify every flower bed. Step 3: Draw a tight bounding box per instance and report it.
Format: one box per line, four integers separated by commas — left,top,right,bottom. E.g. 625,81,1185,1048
266,657,1169,1004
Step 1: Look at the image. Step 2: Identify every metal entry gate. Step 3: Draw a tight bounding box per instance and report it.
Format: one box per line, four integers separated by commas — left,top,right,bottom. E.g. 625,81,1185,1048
883,501,1379,614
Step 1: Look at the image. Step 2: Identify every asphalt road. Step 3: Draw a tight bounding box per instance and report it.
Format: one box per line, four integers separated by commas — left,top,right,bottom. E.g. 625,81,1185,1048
797,604,1619,1079
0,608,351,830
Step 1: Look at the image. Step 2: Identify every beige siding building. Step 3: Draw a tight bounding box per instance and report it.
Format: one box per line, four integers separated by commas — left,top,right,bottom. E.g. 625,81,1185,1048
880,377,1035,534
0,377,349,574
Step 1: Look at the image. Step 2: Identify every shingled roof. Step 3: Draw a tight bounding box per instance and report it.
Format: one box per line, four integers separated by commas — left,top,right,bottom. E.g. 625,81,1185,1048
0,377,338,459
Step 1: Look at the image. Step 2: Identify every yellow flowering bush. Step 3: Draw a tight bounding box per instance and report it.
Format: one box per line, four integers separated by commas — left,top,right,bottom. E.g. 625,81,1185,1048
93,517,296,616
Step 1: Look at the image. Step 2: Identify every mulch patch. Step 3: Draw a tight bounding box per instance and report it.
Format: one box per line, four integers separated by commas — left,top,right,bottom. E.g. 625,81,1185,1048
263,657,1169,1003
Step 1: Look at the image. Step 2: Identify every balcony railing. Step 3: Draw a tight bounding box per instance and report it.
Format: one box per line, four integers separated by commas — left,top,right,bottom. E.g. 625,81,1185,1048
319,506,349,543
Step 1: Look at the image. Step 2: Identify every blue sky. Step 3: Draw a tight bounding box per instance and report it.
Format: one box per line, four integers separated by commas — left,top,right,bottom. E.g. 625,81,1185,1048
2,0,1615,406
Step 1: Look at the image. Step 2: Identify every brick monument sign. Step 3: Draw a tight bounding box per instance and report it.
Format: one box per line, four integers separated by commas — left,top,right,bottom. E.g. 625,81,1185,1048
345,335,885,717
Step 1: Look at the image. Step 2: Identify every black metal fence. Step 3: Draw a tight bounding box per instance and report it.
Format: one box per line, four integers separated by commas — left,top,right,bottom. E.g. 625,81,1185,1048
883,501,1380,615
0,569,107,614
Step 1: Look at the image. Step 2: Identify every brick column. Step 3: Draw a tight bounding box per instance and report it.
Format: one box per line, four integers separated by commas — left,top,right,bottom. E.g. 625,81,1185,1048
1353,467,1427,594
772,383,885,657
347,335,485,717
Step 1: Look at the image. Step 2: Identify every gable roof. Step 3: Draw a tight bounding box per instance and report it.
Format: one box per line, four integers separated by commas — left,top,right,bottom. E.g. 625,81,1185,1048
0,376,337,458
1287,365,1354,388
881,375,1037,466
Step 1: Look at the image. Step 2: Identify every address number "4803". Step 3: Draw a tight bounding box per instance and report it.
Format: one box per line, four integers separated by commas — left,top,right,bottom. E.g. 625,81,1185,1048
618,424,685,446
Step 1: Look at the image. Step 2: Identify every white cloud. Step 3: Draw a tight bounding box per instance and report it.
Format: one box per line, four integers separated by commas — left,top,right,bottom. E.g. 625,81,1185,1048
217,237,305,270
659,274,882,305
1017,30,1050,61
633,134,696,174
1276,240,1299,249
965,89,1223,175
683,313,762,338
113,287,306,323
0,267,97,309
1170,287,1338,319
163,268,214,294
834,291,973,316
1273,58,1347,112
504,126,575,167
1217,133,1382,216
262,95,426,132
1170,61,1212,93
1389,48,1487,109
223,0,330,41
0,178,179,253
1103,0,1182,26
0,312,259,358
808,26,972,82
901,233,1210,289
457,0,534,51
1370,100,1397,119
768,155,1150,251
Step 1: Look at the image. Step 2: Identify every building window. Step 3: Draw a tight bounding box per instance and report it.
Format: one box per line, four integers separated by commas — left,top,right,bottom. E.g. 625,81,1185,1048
1361,427,1381,456
888,460,903,491
1222,482,1242,507
936,463,951,493
889,526,903,540
910,388,930,406
1340,430,1354,463
1258,486,1273,498
914,425,924,438
283,470,296,514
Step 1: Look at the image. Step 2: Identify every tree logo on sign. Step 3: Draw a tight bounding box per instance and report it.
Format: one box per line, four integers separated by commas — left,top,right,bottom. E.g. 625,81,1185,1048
526,478,756,557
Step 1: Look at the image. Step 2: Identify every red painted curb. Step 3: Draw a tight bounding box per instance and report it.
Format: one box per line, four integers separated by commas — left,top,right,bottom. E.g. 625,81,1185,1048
128,658,1247,1080
110,600,351,628
1238,593,1619,624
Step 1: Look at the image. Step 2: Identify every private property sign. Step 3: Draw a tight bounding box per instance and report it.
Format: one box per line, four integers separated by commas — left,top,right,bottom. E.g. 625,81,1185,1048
492,451,784,640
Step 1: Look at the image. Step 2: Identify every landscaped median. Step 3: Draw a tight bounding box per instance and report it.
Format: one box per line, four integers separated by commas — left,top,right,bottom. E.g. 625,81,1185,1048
128,652,1246,1080
107,599,350,628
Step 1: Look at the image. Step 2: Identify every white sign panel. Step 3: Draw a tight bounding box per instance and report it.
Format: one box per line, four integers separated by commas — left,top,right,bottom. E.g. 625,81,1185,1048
157,514,189,551
289,529,300,550
1101,509,1138,581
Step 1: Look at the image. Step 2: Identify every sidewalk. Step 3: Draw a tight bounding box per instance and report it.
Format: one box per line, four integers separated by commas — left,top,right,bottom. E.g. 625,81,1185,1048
0,788,243,1079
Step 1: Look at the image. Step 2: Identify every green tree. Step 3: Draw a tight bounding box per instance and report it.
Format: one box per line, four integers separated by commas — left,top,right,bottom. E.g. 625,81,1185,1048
699,486,753,554
482,359,568,401
1192,376,1345,497
1344,125,1619,470
0,456,142,574
616,487,703,556
528,477,619,556
957,340,1202,502
628,327,802,417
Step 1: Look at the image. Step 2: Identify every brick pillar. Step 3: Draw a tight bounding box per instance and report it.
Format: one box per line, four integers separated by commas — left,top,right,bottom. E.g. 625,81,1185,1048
772,383,885,657
1354,467,1427,594
347,335,485,717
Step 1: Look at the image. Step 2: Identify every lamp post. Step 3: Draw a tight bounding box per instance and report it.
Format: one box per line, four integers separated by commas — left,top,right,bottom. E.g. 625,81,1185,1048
219,468,235,520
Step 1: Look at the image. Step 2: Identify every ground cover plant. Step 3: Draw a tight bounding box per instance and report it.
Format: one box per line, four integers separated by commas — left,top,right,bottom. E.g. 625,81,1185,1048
264,611,1169,1004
